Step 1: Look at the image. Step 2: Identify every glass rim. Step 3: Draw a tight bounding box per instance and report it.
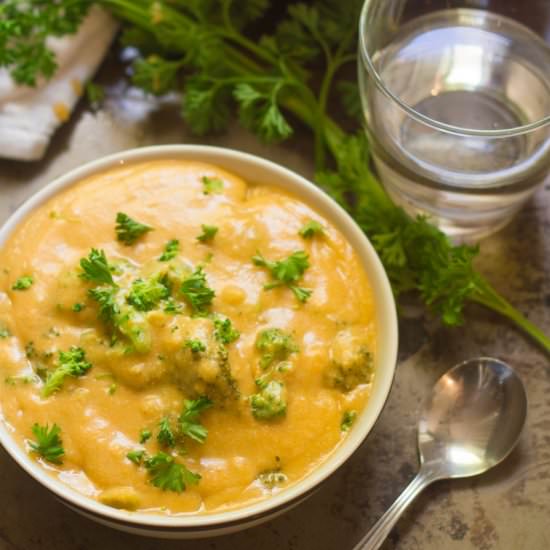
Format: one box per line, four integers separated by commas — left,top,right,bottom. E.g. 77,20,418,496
358,2,550,138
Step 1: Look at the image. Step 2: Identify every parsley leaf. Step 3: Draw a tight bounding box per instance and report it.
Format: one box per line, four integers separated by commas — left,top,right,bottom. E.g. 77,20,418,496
115,212,153,245
72,303,85,312
88,287,118,323
159,239,180,262
29,423,64,464
202,176,224,195
252,251,312,303
197,224,218,243
79,249,114,285
126,449,145,465
179,397,212,444
42,346,92,397
12,276,33,291
180,267,215,314
299,220,324,239
157,416,176,448
0,327,10,338
213,316,240,345
139,429,152,444
0,0,93,86
144,452,200,493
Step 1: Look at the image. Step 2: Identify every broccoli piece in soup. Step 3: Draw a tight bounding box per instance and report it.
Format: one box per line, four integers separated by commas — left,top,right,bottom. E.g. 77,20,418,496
325,329,373,391
256,328,298,370
250,380,287,420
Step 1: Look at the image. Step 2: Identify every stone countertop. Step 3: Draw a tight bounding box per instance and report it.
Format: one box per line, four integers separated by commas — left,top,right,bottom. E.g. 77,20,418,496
0,70,549,550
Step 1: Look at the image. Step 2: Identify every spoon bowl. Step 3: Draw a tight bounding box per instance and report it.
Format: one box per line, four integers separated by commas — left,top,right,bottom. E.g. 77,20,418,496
419,357,527,480
354,356,527,550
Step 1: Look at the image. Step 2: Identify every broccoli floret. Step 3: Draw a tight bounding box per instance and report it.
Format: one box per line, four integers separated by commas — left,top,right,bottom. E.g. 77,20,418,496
250,380,287,420
256,328,298,370
172,319,239,402
126,276,170,311
325,329,373,391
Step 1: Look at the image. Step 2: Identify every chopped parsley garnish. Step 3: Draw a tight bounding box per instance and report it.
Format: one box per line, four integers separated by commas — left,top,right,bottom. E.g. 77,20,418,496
25,341,36,358
159,239,180,261
256,328,298,369
157,416,176,448
127,277,170,311
88,287,118,323
0,327,10,338
115,212,153,245
42,346,92,397
252,250,312,303
144,452,201,493
197,224,218,243
71,303,85,312
213,316,240,345
79,249,114,285
299,220,324,239
179,397,212,444
341,410,357,432
185,339,206,353
180,267,215,314
12,275,33,291
139,429,152,444
202,176,224,195
126,449,145,465
29,423,64,464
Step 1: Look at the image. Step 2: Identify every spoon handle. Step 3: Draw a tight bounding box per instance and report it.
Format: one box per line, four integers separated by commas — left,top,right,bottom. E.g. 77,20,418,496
352,468,436,550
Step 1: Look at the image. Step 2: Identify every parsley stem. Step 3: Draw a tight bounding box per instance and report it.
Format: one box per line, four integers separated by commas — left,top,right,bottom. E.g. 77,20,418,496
472,278,550,355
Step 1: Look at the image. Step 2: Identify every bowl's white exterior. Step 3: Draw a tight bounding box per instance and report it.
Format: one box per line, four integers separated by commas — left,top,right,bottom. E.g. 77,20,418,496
0,146,398,538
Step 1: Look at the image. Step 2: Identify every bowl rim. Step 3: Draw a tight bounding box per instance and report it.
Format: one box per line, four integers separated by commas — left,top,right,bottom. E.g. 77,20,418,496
0,145,398,529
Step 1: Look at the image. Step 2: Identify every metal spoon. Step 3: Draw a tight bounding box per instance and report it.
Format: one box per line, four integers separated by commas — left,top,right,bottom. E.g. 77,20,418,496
353,357,527,550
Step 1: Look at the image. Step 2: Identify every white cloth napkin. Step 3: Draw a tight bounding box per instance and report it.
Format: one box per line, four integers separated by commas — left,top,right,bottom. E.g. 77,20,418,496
0,7,117,161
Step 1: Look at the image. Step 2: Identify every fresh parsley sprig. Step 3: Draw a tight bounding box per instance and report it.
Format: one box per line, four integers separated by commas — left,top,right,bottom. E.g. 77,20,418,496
115,212,153,245
29,423,65,464
42,346,92,397
253,250,312,303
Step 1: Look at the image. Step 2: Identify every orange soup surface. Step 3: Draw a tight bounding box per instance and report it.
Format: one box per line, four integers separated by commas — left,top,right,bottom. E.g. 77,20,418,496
0,160,376,514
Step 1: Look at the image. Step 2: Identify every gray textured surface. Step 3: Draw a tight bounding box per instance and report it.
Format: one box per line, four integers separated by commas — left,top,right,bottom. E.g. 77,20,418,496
0,81,549,550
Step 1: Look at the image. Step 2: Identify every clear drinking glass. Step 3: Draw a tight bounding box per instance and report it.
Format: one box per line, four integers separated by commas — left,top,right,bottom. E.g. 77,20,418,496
358,0,550,240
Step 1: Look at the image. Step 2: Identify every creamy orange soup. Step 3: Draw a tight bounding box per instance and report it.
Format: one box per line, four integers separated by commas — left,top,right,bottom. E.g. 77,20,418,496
0,160,375,514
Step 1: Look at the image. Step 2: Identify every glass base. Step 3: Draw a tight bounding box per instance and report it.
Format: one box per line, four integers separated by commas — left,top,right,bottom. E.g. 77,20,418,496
372,155,542,243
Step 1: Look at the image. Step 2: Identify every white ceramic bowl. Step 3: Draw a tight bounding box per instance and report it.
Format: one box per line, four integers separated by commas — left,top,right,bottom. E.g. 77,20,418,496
0,146,398,538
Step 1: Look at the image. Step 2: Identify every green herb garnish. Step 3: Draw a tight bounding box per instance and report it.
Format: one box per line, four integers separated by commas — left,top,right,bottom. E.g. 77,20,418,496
42,346,92,397
197,224,218,243
157,416,176,448
12,276,33,291
253,251,312,303
126,449,145,465
72,303,85,312
180,267,215,314
139,429,152,444
202,176,224,195
179,397,212,444
79,249,114,285
115,212,153,245
299,220,324,239
29,423,64,464
159,239,180,261
144,452,200,493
